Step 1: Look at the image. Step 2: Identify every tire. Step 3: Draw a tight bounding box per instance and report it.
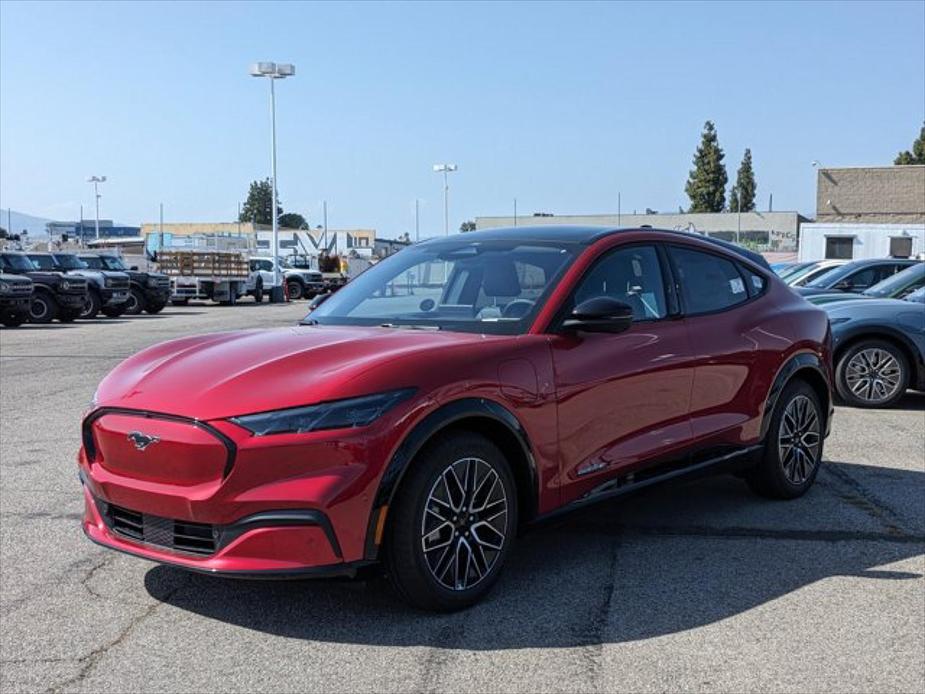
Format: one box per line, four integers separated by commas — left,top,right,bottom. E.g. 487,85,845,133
80,289,102,319
171,298,189,306
29,291,59,324
58,308,80,323
747,379,824,499
287,280,303,301
835,339,909,408
145,301,165,314
253,279,264,303
125,288,146,315
384,431,517,612
101,305,127,318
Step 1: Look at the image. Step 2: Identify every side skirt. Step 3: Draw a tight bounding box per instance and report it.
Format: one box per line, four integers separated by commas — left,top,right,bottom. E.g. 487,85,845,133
532,444,763,525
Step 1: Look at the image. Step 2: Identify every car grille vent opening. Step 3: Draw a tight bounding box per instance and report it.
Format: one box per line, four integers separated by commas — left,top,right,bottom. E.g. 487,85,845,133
104,502,216,556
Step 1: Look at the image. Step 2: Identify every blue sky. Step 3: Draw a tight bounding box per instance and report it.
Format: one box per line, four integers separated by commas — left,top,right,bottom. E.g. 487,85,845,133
1,1,923,237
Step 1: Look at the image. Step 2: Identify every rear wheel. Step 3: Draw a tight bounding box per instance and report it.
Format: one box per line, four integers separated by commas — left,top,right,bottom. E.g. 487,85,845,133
287,279,303,301
835,340,908,408
29,291,59,324
80,289,101,319
747,380,823,499
253,279,264,303
125,288,146,315
385,432,517,612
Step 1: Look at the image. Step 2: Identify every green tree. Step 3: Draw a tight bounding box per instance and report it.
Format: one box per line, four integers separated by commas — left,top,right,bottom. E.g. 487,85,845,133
460,220,476,232
238,179,282,225
278,212,308,229
894,123,925,165
685,121,728,212
729,148,757,212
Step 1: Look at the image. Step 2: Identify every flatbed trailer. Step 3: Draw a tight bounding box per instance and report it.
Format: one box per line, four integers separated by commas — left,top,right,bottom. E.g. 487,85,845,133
157,249,251,304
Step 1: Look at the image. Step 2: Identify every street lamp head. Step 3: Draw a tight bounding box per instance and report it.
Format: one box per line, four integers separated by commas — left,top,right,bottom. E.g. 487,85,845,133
87,175,106,183
433,164,458,173
811,160,822,168
250,62,276,77
276,63,295,77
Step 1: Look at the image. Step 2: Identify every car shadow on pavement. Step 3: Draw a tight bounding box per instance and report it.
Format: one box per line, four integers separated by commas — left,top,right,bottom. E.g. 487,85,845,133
145,461,924,649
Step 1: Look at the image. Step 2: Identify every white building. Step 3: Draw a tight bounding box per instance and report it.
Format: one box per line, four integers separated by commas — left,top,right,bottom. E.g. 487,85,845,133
797,223,925,262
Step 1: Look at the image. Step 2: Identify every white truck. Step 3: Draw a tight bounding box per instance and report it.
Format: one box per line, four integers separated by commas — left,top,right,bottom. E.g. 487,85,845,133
157,249,282,305
249,256,324,300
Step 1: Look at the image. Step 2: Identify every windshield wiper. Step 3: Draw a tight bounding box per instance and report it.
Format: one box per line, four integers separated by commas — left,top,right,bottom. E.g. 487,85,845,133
379,323,441,331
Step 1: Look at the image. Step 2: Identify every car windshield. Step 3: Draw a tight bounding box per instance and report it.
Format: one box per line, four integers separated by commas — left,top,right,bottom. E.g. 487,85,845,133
306,239,578,334
52,254,86,270
27,255,57,271
278,257,293,268
777,262,811,279
100,256,127,271
80,256,103,269
805,263,858,288
863,263,924,298
0,254,36,271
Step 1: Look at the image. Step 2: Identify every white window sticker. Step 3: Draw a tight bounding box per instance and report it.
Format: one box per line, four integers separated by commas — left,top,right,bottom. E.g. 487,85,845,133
751,275,763,290
729,277,745,294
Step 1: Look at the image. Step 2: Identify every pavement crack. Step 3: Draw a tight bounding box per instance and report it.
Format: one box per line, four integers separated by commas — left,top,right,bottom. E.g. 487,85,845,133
419,623,463,694
822,463,911,535
43,573,192,694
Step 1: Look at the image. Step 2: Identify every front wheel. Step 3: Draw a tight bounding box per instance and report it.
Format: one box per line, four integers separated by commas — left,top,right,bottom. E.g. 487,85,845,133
287,280,303,301
125,288,146,315
29,292,59,324
80,289,101,319
835,340,909,408
253,279,264,303
385,432,517,612
747,380,823,499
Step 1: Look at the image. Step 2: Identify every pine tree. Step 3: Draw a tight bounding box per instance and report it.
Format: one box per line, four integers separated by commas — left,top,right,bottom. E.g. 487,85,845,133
730,148,757,212
238,179,283,225
894,123,925,165
685,121,728,212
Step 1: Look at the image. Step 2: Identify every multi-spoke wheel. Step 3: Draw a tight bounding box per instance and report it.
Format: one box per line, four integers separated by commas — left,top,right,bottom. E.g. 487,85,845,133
836,340,909,408
385,432,517,611
747,379,824,499
421,457,509,591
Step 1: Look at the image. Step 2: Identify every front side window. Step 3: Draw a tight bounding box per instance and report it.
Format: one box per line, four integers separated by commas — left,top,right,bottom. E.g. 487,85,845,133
27,255,57,271
80,256,104,270
52,254,86,270
100,256,126,271
307,240,577,334
0,254,36,272
571,245,667,320
670,246,749,315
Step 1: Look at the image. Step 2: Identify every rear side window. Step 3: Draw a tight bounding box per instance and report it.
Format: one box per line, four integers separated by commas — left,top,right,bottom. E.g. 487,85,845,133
741,266,767,296
669,246,749,315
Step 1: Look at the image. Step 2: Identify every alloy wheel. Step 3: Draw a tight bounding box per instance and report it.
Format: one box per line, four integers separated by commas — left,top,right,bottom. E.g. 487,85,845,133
777,394,821,484
421,457,508,591
844,348,903,404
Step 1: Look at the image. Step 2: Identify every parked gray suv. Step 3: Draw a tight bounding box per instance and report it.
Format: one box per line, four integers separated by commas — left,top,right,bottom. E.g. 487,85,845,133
27,252,131,319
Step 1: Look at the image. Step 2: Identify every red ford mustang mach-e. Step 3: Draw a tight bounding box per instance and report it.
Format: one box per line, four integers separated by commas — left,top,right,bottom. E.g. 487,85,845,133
80,226,833,611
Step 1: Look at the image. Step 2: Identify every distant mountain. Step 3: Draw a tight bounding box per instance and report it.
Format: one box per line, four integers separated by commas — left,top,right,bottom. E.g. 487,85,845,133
0,209,51,239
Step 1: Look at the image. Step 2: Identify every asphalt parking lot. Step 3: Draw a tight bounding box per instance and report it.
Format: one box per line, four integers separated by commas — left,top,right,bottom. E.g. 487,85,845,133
1,303,923,694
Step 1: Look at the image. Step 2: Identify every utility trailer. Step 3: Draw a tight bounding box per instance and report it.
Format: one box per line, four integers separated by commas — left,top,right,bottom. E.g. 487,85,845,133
157,249,250,304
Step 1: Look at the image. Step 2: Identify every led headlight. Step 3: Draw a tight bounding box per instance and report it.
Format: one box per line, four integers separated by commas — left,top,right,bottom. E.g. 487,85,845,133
230,388,416,436
60,280,71,290
0,281,9,293
104,277,114,288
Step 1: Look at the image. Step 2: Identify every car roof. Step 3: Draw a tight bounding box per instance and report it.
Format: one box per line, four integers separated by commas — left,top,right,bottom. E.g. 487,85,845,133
839,257,918,268
424,225,771,269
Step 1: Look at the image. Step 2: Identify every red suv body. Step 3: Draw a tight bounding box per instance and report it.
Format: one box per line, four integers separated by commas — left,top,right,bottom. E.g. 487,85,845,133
80,226,833,610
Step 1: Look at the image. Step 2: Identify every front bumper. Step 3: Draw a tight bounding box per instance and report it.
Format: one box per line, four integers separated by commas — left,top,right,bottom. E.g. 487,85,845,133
101,288,130,306
78,407,401,575
58,292,87,309
0,297,31,311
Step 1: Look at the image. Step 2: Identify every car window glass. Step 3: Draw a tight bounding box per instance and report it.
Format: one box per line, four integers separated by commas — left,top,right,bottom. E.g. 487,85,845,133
572,245,666,320
670,246,748,314
742,266,766,295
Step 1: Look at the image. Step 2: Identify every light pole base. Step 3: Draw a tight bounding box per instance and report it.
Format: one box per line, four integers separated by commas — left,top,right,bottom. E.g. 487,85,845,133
269,286,286,303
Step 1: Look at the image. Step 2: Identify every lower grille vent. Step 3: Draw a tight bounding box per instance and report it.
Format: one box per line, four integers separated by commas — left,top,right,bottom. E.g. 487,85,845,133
103,502,216,555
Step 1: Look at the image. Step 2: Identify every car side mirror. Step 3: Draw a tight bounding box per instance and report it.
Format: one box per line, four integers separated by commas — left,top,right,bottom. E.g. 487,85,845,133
307,291,332,312
562,296,634,334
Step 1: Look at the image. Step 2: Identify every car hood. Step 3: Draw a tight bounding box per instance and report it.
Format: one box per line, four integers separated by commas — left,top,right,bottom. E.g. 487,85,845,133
94,325,506,421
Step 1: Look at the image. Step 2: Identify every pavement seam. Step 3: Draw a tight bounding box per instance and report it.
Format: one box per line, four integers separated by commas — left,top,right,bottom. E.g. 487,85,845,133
821,463,912,535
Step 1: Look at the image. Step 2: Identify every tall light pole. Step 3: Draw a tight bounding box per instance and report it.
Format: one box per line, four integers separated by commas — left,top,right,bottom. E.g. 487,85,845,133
414,198,420,242
87,176,106,240
250,61,295,298
433,163,457,236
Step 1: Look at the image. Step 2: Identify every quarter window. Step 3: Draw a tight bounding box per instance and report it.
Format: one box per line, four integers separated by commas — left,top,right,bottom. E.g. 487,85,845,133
572,245,667,321
669,246,749,315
